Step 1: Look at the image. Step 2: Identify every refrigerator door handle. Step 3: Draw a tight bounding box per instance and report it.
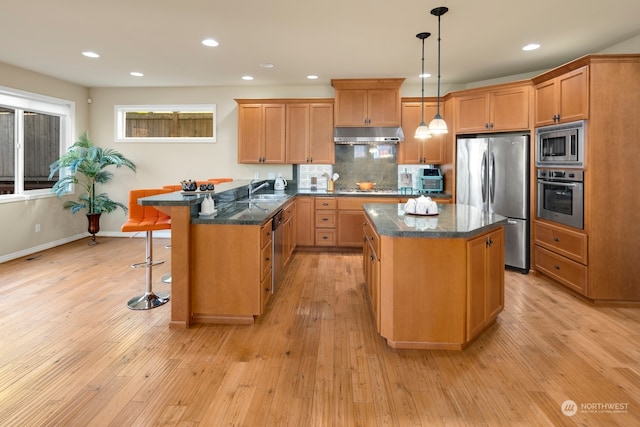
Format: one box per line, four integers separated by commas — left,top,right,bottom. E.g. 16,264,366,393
490,153,496,203
481,151,487,203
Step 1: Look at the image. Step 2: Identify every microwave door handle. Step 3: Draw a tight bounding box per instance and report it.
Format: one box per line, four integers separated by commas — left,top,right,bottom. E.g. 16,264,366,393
481,151,487,203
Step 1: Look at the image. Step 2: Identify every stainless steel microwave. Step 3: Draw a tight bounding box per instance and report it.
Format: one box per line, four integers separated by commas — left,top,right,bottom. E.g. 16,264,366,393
535,120,585,168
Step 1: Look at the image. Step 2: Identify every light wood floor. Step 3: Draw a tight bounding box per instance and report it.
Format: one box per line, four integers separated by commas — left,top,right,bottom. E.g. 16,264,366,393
0,237,638,426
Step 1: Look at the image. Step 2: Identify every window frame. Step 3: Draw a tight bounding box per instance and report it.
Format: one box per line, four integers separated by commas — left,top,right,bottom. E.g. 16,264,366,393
0,86,74,202
114,104,217,143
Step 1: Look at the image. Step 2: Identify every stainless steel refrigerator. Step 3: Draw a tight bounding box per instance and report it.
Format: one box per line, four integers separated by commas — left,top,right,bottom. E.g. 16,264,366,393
457,133,529,272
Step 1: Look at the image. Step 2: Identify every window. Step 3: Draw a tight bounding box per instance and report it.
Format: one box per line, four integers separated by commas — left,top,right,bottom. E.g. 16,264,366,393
115,104,216,143
0,87,73,198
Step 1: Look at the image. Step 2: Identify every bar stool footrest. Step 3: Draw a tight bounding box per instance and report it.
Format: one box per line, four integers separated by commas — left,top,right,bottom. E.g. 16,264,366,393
130,260,165,269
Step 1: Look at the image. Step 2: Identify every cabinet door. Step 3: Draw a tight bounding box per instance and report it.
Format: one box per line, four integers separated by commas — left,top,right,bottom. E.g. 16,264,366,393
286,104,310,164
486,229,505,319
558,66,589,123
368,89,401,126
295,197,314,246
308,103,334,164
262,104,286,163
400,102,443,164
237,104,264,163
534,79,557,127
490,86,530,131
335,89,368,126
455,94,490,133
337,210,366,247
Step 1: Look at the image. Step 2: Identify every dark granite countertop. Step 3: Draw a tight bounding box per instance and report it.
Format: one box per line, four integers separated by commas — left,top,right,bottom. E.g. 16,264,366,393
363,203,506,239
138,180,453,226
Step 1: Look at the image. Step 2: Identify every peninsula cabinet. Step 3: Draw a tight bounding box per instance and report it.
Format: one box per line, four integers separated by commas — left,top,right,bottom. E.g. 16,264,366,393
237,102,286,164
533,65,588,126
399,100,445,164
454,82,531,133
190,220,273,324
332,78,404,127
286,102,334,164
531,55,640,304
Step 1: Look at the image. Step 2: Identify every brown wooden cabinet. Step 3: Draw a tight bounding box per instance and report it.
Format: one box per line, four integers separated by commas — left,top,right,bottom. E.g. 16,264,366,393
190,220,273,323
237,102,286,164
337,197,399,247
399,101,445,164
295,196,314,246
454,83,531,133
466,228,505,339
363,216,381,332
282,199,296,267
314,197,337,246
533,66,588,126
332,78,404,127
286,103,334,164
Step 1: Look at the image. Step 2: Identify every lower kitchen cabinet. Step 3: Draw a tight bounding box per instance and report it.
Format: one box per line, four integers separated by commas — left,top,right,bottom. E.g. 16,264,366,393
295,196,314,246
466,228,505,339
190,220,273,324
282,199,296,266
338,197,395,247
363,217,381,332
314,197,337,246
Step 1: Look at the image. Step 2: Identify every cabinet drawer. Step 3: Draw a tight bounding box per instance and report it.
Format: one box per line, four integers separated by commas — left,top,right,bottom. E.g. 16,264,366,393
261,221,273,248
315,230,337,246
261,241,272,280
315,211,336,228
534,220,587,264
535,246,588,295
315,197,337,210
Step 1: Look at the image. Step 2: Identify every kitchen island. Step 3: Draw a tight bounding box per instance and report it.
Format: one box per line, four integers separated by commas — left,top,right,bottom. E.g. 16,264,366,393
362,203,506,350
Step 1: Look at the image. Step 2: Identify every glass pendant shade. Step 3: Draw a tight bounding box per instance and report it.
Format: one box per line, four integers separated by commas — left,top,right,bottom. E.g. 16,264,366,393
428,114,448,134
414,121,431,139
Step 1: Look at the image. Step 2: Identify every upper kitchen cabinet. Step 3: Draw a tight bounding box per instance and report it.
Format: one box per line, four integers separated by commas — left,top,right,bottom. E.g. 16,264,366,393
332,78,404,127
454,82,531,133
286,101,334,164
236,101,286,164
399,99,444,164
533,66,588,127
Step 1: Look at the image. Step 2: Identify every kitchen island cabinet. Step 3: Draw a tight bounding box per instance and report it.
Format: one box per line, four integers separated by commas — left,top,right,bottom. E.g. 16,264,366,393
363,203,506,350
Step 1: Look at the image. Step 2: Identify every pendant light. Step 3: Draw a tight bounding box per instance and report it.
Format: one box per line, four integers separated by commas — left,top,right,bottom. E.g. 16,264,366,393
414,32,432,140
428,6,449,135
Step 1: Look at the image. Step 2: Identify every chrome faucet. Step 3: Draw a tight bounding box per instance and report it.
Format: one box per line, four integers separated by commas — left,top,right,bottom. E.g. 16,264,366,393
248,179,269,199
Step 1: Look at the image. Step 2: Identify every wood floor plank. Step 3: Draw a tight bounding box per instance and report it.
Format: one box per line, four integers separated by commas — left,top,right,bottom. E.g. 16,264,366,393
0,237,639,426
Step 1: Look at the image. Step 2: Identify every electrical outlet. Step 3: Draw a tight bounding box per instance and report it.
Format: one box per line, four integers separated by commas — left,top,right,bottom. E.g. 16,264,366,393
35,224,41,232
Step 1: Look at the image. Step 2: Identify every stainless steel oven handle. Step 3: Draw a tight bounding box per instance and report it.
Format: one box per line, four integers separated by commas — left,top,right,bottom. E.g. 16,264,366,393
537,180,579,187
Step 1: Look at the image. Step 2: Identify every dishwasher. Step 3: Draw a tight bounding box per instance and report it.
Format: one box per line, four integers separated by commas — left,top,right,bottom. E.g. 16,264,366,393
271,209,285,293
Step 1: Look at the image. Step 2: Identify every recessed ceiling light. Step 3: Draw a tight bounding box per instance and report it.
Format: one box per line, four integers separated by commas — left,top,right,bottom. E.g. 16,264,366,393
82,51,100,58
260,63,275,69
242,75,254,81
522,43,540,51
202,38,219,47
130,72,144,77
306,75,319,80
420,73,432,78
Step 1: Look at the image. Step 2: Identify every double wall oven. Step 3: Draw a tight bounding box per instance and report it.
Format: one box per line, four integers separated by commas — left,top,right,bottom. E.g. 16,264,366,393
535,120,586,229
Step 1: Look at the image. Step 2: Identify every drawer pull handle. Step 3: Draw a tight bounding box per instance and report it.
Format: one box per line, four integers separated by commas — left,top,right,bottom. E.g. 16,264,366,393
265,257,270,262
554,264,560,270
322,218,329,221
553,236,560,242
322,236,328,240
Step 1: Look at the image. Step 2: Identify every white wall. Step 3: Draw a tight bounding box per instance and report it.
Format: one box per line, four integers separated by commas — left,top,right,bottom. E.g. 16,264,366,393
0,62,89,262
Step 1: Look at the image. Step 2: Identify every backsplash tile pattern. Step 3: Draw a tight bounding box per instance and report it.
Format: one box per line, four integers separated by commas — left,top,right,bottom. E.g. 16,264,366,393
333,144,398,190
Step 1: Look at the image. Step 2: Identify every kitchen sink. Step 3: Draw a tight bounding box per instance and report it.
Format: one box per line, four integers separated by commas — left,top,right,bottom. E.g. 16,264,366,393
237,193,288,203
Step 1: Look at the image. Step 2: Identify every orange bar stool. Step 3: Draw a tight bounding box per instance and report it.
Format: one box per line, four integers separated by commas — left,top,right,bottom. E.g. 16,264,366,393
162,184,182,191
121,188,172,310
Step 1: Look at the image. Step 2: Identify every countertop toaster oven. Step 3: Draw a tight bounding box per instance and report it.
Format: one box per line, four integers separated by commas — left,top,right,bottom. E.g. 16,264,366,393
418,167,443,193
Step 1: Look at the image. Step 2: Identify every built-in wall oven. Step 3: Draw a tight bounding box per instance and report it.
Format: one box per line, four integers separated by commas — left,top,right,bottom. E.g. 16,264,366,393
536,169,584,229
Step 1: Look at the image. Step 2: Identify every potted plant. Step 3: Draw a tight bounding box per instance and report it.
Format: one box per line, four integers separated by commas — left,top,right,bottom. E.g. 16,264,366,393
49,131,136,244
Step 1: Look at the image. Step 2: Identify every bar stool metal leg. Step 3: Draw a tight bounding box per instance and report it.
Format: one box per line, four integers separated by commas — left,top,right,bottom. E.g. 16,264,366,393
127,231,170,310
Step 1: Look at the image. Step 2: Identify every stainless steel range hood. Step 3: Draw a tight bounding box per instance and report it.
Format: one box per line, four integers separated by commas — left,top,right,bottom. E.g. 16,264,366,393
334,126,404,144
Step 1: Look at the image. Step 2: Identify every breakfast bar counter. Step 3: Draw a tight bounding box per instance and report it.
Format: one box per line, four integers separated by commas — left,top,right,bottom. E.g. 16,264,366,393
362,203,506,350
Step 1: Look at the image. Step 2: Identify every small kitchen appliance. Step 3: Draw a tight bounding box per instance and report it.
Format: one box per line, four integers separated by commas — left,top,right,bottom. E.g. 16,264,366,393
418,167,443,193
274,174,287,191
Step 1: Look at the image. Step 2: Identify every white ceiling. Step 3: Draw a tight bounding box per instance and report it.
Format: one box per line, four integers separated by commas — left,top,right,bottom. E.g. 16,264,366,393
1,0,639,88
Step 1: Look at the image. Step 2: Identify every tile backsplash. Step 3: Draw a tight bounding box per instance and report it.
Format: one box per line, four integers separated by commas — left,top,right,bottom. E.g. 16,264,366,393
297,146,439,192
